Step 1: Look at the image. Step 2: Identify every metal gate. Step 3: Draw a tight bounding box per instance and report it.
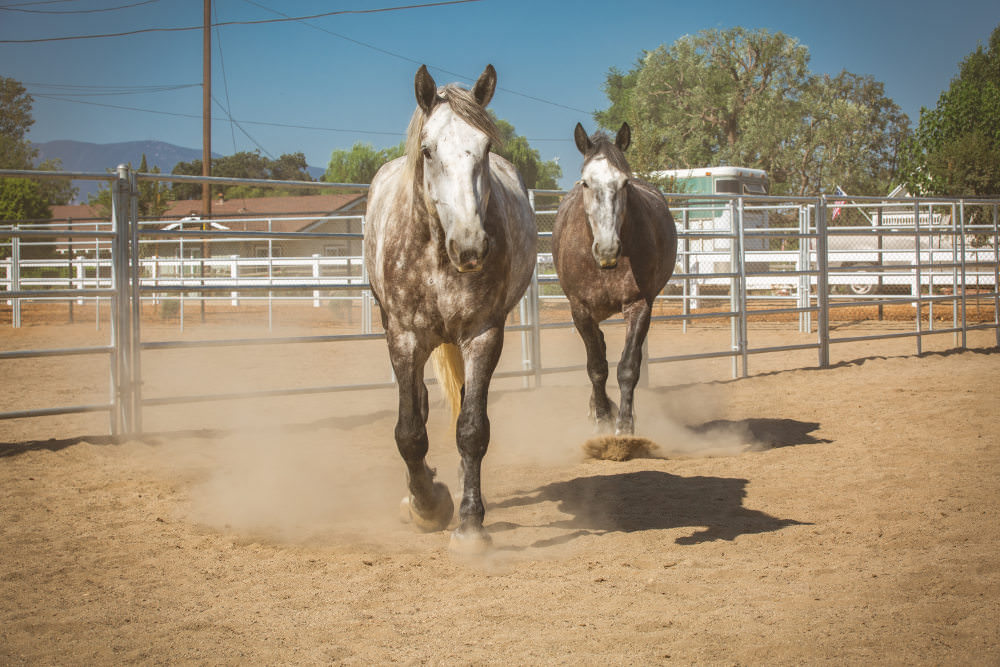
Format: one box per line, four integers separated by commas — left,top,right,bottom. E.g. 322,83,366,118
3,167,999,438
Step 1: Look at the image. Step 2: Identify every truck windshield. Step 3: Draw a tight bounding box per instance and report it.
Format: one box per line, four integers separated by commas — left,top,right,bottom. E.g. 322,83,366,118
715,179,739,194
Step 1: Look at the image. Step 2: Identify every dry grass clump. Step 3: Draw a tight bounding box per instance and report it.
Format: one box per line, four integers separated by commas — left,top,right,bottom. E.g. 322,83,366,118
582,435,659,461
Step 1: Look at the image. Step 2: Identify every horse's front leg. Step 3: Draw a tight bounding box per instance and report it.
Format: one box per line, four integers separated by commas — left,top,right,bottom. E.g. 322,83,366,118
450,325,503,553
388,330,454,532
571,306,615,432
616,299,652,436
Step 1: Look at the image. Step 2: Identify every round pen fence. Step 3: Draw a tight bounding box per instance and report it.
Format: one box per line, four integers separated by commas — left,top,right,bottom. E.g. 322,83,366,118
2,167,998,437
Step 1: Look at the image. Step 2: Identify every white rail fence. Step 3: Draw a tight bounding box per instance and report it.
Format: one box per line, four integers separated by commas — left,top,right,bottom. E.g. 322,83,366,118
2,167,999,438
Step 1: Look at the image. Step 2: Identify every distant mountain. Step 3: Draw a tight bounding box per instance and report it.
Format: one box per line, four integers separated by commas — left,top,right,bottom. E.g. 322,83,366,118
33,140,326,202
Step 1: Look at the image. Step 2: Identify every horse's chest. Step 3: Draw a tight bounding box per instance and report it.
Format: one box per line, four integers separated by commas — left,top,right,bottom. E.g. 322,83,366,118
379,250,496,336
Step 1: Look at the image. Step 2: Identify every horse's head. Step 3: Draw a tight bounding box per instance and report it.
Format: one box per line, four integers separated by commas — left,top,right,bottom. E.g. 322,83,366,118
574,122,632,269
411,64,500,273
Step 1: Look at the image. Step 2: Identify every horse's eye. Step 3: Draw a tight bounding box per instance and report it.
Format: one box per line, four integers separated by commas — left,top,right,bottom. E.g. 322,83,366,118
421,147,432,160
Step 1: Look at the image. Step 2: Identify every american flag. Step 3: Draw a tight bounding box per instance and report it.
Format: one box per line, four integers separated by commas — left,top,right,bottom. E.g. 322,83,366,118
831,186,846,221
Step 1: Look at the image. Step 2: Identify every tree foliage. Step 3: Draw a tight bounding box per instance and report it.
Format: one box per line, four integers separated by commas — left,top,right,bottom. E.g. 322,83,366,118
1,76,77,205
491,115,562,190
901,24,1000,197
596,27,909,195
323,141,404,185
87,154,173,219
322,115,561,190
0,76,36,170
171,151,316,200
0,177,49,220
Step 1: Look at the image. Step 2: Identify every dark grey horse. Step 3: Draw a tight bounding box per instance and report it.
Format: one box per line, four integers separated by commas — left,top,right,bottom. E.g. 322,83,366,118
365,65,537,552
552,122,677,436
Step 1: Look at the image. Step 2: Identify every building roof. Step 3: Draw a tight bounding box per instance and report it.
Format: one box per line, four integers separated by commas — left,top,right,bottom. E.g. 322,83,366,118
48,192,368,232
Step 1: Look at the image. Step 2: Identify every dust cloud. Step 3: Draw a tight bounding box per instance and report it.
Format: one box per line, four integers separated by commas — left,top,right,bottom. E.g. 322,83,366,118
629,382,761,459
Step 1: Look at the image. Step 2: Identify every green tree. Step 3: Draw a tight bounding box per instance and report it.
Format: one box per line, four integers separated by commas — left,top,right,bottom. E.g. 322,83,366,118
785,72,909,196
901,24,1000,197
0,177,52,258
491,116,562,190
0,76,36,170
596,27,909,195
322,117,561,190
1,76,76,204
171,150,317,199
0,177,49,220
87,154,173,219
323,141,405,185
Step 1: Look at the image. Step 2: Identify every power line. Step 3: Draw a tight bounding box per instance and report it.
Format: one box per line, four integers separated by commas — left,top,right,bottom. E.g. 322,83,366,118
24,81,198,92
31,93,407,137
31,92,573,143
212,96,274,159
0,0,158,14
241,0,590,115
0,0,482,43
25,82,199,96
213,2,239,156
0,1,80,7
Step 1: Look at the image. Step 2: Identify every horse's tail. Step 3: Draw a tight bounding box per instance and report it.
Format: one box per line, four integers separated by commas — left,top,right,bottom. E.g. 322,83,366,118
431,343,464,424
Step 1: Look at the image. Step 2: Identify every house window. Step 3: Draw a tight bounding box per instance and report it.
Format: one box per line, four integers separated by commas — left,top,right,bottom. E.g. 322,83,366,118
324,241,349,257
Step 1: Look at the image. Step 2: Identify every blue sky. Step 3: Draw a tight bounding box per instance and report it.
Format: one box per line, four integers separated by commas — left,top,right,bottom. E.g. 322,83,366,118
2,0,997,189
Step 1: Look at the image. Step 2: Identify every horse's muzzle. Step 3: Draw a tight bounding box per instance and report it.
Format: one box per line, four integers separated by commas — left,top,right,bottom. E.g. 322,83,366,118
593,240,621,270
451,238,490,273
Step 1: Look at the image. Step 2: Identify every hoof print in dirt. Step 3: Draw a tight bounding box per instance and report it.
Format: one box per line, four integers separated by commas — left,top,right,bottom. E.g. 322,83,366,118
583,435,659,461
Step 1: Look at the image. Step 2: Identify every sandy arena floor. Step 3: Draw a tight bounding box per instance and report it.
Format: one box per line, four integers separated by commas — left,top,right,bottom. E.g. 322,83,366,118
1,316,999,664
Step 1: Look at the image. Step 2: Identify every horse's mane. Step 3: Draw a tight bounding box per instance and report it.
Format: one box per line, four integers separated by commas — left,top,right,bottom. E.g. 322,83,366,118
403,83,504,185
583,132,632,177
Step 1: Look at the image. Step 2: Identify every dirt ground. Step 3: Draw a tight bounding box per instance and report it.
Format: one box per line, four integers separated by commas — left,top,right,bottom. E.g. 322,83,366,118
1,314,999,664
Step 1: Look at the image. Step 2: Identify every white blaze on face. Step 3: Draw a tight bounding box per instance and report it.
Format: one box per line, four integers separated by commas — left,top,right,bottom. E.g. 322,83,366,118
580,156,628,268
421,105,492,273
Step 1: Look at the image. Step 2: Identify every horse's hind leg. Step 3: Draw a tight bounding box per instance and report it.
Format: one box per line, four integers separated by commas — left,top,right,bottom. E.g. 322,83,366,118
450,326,503,553
388,332,454,532
571,308,616,432
616,300,652,436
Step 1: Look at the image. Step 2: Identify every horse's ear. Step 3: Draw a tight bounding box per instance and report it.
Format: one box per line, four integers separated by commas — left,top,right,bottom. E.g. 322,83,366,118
472,64,497,107
616,122,631,151
574,123,592,155
415,65,438,113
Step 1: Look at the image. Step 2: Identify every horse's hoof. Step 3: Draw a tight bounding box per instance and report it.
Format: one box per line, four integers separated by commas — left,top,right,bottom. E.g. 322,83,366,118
449,526,493,555
400,482,454,532
615,424,635,437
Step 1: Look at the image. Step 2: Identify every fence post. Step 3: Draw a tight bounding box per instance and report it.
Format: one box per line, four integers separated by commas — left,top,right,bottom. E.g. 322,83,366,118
816,197,830,368
127,167,143,435
993,203,1000,348
312,254,321,307
230,255,239,306
736,196,749,378
109,168,126,436
958,200,968,349
526,189,543,388
727,198,742,378
75,256,85,305
11,225,20,328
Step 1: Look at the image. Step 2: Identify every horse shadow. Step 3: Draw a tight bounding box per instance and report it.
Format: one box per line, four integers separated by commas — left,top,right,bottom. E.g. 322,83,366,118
492,469,807,548
688,417,831,449
491,416,822,549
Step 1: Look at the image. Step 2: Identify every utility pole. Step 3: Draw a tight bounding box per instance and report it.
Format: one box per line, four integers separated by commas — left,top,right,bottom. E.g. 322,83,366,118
201,0,211,322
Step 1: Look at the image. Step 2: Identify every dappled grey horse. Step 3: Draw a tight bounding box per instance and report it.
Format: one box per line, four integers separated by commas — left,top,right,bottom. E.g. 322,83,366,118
364,65,536,552
553,122,677,436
